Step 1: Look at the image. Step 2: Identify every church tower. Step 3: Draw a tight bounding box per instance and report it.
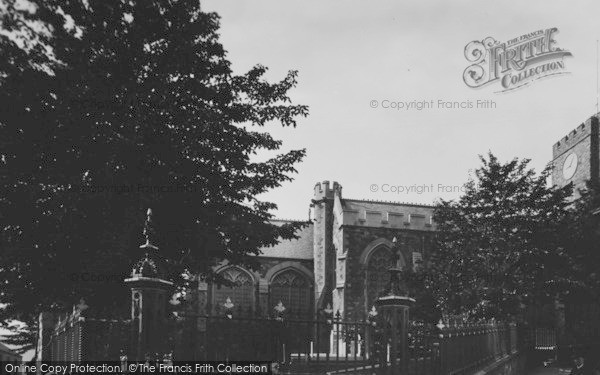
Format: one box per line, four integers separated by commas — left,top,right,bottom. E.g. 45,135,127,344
311,181,340,312
552,114,599,196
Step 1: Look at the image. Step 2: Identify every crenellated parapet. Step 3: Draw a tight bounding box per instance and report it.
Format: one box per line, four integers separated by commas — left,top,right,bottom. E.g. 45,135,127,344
551,113,600,196
340,199,435,231
313,180,342,202
553,114,599,158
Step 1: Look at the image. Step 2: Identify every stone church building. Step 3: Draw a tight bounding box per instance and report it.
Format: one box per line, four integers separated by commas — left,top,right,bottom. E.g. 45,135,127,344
204,180,436,322
37,114,600,362
205,113,600,323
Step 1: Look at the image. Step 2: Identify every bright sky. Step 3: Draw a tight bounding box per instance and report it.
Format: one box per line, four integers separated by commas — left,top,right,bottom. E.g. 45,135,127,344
202,0,600,220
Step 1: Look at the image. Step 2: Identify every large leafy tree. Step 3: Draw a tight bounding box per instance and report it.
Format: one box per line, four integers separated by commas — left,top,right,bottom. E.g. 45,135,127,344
0,0,308,349
422,153,575,320
559,181,600,349
563,181,600,295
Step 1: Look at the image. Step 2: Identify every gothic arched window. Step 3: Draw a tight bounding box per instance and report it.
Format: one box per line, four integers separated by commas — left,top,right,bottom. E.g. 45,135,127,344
213,267,254,314
366,246,392,309
270,269,312,318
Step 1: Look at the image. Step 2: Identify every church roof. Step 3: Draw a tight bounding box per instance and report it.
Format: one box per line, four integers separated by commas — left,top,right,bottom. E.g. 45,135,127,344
258,220,313,260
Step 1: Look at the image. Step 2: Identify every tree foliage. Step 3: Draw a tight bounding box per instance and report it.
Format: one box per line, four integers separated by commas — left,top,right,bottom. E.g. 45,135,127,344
0,0,308,350
563,181,600,296
422,153,577,320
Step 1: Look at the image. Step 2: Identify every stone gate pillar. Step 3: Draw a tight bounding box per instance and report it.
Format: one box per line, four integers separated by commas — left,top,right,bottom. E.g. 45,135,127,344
375,236,415,375
196,279,208,360
125,209,174,360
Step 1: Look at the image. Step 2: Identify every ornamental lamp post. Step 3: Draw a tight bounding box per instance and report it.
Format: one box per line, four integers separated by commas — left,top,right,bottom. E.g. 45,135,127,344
374,236,415,375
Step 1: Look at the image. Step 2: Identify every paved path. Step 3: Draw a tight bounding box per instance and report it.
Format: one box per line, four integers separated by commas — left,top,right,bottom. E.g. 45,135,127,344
528,366,572,375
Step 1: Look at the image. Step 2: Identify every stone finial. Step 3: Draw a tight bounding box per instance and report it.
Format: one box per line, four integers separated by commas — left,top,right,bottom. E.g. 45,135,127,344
223,297,234,310
333,181,342,197
223,297,234,319
368,306,378,318
169,292,181,306
274,301,286,314
76,298,88,313
140,208,158,251
274,301,286,321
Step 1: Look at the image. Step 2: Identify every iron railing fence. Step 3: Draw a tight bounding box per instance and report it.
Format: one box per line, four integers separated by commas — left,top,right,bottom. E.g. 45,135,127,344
436,321,519,375
175,312,442,374
47,304,527,375
50,316,130,361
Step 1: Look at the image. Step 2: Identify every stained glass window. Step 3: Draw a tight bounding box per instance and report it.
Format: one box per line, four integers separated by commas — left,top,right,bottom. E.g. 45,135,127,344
213,267,254,314
366,246,392,309
270,269,312,318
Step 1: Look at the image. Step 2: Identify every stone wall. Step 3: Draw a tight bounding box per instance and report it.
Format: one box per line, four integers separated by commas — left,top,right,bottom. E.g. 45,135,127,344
312,181,339,311
341,200,436,231
340,226,435,320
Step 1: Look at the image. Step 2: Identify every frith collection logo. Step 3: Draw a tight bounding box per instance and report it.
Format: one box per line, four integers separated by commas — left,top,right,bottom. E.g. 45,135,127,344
463,28,572,92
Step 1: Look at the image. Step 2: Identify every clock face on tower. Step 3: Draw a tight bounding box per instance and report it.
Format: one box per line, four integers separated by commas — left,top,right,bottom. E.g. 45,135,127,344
562,152,578,180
